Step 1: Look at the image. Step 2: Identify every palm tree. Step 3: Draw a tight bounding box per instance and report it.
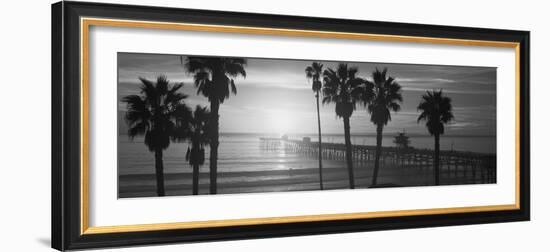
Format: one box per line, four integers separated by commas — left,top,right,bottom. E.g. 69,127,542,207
417,90,454,185
365,68,402,187
305,62,325,190
185,56,247,194
122,75,190,196
322,63,364,189
183,106,210,195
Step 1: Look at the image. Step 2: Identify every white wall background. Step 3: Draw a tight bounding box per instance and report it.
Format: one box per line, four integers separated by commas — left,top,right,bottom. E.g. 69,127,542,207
0,0,546,251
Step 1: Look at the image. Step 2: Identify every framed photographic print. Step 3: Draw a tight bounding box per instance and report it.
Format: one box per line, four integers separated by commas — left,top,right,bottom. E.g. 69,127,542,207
51,1,530,250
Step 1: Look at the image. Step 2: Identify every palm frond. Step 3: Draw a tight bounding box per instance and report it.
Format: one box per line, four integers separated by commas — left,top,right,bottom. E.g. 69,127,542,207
362,68,403,126
185,57,208,73
305,66,314,79
122,75,191,151
127,120,149,139
230,79,237,95
155,75,169,95
185,56,246,103
224,58,247,78
416,90,454,136
321,63,365,118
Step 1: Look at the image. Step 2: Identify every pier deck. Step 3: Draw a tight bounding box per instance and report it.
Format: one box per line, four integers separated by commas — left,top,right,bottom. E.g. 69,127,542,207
260,137,496,184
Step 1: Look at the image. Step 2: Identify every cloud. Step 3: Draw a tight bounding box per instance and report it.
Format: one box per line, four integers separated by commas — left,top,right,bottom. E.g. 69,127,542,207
117,52,497,136
396,77,456,83
402,86,495,95
448,121,480,128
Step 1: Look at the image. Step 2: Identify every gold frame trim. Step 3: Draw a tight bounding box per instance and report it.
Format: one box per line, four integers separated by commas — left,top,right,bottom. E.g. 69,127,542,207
80,17,522,235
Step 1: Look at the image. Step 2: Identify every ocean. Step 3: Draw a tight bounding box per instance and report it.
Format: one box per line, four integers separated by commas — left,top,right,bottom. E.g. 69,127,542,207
118,133,496,197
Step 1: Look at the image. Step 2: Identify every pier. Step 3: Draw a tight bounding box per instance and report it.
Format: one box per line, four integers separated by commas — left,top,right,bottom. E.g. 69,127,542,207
260,137,496,184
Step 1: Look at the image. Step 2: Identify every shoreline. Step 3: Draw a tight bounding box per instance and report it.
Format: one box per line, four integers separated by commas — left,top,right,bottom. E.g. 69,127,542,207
119,162,493,198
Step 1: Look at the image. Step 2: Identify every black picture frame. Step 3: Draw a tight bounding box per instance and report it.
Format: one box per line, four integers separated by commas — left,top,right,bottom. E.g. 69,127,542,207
52,1,530,251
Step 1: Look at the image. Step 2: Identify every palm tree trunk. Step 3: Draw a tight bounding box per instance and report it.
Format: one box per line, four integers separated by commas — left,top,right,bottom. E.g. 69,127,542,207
371,124,384,186
343,116,355,189
209,100,220,194
434,133,440,185
315,92,324,190
192,162,199,195
154,148,165,196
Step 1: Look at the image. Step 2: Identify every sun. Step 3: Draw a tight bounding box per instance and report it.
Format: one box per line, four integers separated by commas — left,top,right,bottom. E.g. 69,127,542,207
269,110,291,135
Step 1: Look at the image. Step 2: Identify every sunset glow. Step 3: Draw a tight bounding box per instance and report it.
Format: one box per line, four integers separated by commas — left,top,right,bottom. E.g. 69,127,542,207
269,110,292,135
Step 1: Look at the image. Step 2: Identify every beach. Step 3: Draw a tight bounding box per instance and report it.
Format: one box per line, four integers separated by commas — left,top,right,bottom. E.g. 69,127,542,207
118,133,496,198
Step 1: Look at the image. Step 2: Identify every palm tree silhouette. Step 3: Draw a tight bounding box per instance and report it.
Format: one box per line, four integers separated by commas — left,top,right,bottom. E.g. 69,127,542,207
122,75,190,196
364,68,402,186
417,90,454,185
322,63,364,189
185,56,247,194
305,62,325,190
183,105,210,195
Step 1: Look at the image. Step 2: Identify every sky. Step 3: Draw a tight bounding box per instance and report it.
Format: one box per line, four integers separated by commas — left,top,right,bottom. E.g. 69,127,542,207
118,52,496,136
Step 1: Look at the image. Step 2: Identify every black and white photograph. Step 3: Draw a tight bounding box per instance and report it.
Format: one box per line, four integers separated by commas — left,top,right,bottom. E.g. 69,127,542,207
118,53,497,198
1,0,541,250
